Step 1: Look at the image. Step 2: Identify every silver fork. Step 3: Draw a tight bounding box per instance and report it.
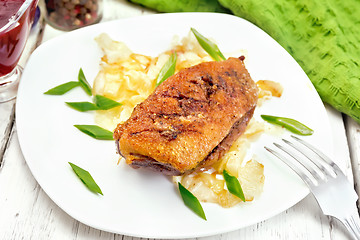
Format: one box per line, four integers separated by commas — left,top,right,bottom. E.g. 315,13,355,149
265,135,360,240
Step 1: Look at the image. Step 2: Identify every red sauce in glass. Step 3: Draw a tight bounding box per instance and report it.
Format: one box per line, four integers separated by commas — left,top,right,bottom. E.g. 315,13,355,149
0,1,24,27
0,0,32,77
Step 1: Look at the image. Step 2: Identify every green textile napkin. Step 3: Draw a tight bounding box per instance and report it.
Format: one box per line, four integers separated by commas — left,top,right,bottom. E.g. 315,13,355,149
128,0,360,124
129,0,229,13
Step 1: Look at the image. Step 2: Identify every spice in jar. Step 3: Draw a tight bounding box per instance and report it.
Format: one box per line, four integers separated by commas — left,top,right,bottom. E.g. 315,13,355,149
44,0,102,31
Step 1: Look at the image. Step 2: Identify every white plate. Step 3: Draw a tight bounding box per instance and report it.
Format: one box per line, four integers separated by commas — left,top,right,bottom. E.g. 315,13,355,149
16,13,333,239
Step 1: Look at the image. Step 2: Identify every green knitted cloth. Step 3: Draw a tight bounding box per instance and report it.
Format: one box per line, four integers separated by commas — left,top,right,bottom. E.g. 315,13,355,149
128,0,229,13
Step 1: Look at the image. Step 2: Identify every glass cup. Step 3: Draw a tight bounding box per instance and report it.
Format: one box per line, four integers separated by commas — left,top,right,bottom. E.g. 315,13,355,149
44,0,102,31
0,0,39,102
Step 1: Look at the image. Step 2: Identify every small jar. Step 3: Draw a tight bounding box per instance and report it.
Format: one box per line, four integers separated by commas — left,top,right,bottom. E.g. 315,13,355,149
44,0,102,31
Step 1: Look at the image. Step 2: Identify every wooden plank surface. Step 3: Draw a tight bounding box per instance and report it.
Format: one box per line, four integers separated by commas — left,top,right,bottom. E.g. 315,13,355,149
0,100,15,168
0,0,359,239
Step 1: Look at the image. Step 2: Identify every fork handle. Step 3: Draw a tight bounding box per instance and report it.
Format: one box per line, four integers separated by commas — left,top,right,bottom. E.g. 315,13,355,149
339,208,360,240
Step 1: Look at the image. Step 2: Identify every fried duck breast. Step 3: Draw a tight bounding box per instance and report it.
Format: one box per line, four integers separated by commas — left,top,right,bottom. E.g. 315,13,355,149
113,57,258,175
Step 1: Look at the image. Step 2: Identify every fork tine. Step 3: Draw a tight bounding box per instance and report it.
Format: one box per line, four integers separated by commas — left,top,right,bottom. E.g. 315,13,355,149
273,142,324,183
264,146,315,187
282,139,333,179
291,135,342,175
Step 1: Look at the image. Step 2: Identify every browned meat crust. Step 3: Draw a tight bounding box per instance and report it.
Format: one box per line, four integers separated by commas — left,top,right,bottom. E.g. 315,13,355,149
113,57,258,175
